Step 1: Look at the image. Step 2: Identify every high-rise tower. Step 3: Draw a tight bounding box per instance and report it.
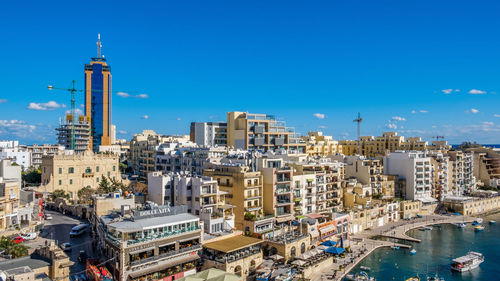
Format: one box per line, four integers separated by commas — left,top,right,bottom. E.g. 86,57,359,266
85,34,112,152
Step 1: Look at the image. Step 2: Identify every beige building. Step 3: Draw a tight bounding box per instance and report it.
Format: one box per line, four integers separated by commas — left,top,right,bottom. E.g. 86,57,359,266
339,132,434,157
443,194,500,216
301,132,342,156
472,151,500,188
262,233,310,262
202,235,263,279
40,151,120,200
226,111,305,153
0,177,20,230
341,156,396,197
399,200,422,219
203,164,275,238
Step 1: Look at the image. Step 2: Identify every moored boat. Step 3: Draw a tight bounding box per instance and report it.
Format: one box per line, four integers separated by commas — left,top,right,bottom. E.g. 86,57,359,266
405,276,420,281
451,251,484,272
423,226,433,231
452,222,466,228
474,218,483,224
474,226,484,231
391,246,400,250
410,249,417,255
344,271,375,281
489,220,496,224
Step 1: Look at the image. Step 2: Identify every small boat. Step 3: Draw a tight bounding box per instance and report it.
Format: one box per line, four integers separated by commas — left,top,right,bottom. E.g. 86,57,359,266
423,226,433,231
405,276,420,281
474,226,484,231
489,220,496,224
360,266,371,271
474,218,483,224
391,246,400,250
471,222,479,226
426,274,445,281
451,251,484,272
344,271,375,281
410,249,417,255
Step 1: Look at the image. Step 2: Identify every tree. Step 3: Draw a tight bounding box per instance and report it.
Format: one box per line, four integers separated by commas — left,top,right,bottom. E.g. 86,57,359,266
52,189,69,199
97,175,114,194
109,177,128,193
119,162,128,173
0,236,29,258
22,169,41,186
78,186,96,204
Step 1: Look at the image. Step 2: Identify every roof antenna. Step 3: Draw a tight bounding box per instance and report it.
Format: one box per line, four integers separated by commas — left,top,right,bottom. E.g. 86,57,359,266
97,34,102,58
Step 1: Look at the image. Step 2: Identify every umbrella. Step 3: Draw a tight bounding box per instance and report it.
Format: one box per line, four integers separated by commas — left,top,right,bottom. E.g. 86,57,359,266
309,249,321,256
269,254,284,261
291,260,306,266
297,252,312,260
317,245,329,250
320,240,337,247
324,247,345,255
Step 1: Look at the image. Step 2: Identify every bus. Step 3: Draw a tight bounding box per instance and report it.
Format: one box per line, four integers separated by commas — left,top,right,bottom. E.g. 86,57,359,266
70,224,89,238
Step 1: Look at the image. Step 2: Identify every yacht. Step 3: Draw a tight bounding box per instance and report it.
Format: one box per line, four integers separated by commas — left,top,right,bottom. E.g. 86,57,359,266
474,218,483,224
451,251,484,272
489,220,496,224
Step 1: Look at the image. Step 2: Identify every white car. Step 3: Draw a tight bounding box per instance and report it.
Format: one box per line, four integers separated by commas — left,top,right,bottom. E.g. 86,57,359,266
44,214,53,220
20,232,37,240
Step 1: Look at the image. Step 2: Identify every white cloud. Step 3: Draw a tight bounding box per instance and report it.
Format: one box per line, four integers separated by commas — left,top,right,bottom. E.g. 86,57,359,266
27,101,64,111
468,108,479,114
431,125,437,129
468,89,486,95
136,94,149,99
442,89,454,94
117,92,130,98
0,99,7,103
494,114,500,118
65,109,83,116
176,117,182,121
141,115,149,119
482,121,494,126
118,130,127,134
392,116,406,121
313,113,325,119
411,110,417,114
419,110,428,113
0,120,37,138
318,125,327,129
386,123,397,129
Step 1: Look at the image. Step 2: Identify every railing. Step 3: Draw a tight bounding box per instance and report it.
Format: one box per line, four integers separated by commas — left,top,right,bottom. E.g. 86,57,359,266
116,226,201,246
129,245,202,267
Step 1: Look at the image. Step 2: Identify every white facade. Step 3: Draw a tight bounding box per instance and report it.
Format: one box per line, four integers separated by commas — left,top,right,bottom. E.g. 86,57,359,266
0,145,30,170
190,122,227,147
384,151,433,201
25,144,65,168
0,160,22,185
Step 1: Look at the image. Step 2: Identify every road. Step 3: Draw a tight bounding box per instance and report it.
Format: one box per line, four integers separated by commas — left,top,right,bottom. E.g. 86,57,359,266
39,210,95,275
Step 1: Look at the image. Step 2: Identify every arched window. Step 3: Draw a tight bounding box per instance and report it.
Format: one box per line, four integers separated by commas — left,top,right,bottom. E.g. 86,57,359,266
301,242,306,254
291,246,296,257
270,247,278,255
234,265,242,276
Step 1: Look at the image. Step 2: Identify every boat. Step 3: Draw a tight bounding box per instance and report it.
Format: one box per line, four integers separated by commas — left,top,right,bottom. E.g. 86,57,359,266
474,226,485,231
452,222,466,228
451,251,484,272
405,276,420,281
471,222,479,226
426,274,445,281
423,226,433,231
489,220,496,224
391,246,400,250
360,266,371,271
474,218,483,224
410,249,417,255
344,271,375,281
271,267,295,281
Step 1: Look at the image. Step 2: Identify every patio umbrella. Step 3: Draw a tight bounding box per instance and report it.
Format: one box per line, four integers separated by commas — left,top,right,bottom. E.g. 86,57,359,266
324,247,345,255
291,260,306,266
309,249,321,256
269,254,284,261
317,245,329,250
320,240,337,247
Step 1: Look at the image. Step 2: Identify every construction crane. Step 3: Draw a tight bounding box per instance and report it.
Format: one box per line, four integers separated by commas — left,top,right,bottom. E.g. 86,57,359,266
48,80,83,150
353,112,362,155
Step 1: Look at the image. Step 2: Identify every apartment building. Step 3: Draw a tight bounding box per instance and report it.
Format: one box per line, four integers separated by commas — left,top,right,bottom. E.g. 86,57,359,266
0,159,22,184
128,130,190,180
96,204,202,281
25,144,65,168
341,156,396,197
427,151,451,199
472,151,500,188
156,146,226,176
148,172,235,234
0,177,19,230
448,151,476,195
226,111,305,153
203,164,274,238
384,151,433,201
190,122,228,147
40,151,120,200
0,140,30,169
202,235,263,279
257,158,295,225
340,132,431,158
301,132,342,157
56,115,91,154
289,159,344,216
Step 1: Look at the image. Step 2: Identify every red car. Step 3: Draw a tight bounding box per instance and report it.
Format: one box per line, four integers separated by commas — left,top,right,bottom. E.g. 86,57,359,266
11,236,23,244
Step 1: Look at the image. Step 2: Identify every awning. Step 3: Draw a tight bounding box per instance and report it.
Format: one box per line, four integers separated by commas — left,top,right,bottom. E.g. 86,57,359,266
275,215,294,223
292,260,306,266
324,247,344,255
319,225,335,234
128,254,200,279
307,213,324,219
129,247,155,255
309,229,319,238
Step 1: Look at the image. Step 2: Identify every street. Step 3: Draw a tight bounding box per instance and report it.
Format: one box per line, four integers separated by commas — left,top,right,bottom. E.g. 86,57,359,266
39,210,95,275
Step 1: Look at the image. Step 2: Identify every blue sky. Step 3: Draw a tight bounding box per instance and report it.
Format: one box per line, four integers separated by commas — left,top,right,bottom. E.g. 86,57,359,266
1,0,500,144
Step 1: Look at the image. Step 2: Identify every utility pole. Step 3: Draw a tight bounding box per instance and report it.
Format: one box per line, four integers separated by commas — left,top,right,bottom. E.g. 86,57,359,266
353,113,362,155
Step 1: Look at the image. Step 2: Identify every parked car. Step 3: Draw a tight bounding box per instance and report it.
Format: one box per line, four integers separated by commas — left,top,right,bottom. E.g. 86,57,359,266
11,236,23,244
44,213,53,220
63,243,72,252
78,250,88,263
20,232,37,240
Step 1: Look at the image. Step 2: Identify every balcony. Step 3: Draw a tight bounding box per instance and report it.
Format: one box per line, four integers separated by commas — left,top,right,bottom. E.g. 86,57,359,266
276,200,291,205
107,225,201,247
130,245,201,267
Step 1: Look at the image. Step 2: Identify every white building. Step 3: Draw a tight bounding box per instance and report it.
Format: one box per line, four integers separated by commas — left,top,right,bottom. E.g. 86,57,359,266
25,144,65,168
148,172,235,234
384,151,433,201
0,141,30,170
0,160,22,185
189,122,227,147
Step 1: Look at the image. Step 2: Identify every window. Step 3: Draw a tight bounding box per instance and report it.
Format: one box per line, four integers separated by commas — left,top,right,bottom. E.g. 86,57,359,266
58,168,62,174
85,167,91,173
68,167,74,174
96,166,100,172
113,165,116,171
69,179,73,185
58,180,62,185
69,192,73,198
107,172,110,177
96,177,99,183
187,196,192,201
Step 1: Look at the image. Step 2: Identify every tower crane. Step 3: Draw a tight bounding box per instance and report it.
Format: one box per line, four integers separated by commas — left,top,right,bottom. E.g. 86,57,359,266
353,112,362,155
48,80,83,150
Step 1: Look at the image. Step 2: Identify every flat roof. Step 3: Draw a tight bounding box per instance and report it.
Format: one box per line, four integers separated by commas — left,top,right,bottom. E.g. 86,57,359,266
203,235,262,253
0,255,50,272
105,212,199,232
